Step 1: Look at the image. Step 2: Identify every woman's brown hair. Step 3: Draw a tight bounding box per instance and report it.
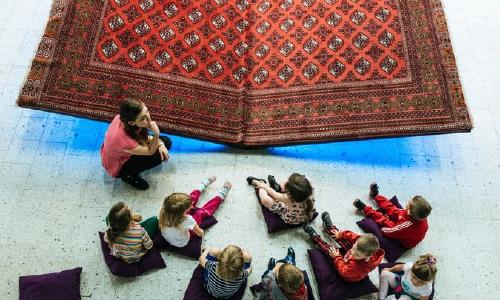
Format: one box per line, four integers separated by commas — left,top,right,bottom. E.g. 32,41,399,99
285,173,314,218
412,254,437,281
106,202,132,244
119,98,148,145
217,245,245,281
158,193,192,229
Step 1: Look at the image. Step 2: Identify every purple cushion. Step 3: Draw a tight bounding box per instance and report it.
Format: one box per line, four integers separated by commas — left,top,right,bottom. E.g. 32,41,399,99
19,268,82,300
98,232,166,277
254,188,318,233
183,265,247,300
153,211,217,259
356,196,407,263
250,270,315,300
307,249,378,300
378,263,435,300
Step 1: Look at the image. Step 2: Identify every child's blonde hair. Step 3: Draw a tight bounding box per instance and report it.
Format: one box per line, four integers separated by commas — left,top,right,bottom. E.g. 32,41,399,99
409,196,432,220
354,233,380,257
158,193,191,228
412,254,437,281
278,263,304,295
217,245,245,281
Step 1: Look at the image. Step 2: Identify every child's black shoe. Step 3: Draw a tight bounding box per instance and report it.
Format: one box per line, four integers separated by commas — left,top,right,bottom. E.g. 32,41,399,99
267,258,276,271
353,198,366,210
369,182,379,199
303,225,319,239
287,247,295,262
321,211,333,229
121,174,149,190
268,175,282,193
246,176,267,185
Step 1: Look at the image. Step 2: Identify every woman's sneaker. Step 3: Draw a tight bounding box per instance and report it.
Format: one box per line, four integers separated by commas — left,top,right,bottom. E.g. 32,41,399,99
121,174,149,190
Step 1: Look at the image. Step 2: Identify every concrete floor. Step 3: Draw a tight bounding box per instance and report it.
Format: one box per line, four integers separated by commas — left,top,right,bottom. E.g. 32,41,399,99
1,0,499,299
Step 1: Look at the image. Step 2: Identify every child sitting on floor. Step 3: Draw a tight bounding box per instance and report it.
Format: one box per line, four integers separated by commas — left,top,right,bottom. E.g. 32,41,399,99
379,254,436,300
304,211,384,282
354,183,431,248
104,202,153,263
158,176,231,248
247,173,316,225
199,245,252,299
259,247,308,300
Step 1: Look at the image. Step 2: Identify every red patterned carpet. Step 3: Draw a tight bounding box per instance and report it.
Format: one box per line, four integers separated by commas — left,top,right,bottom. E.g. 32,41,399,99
18,0,472,146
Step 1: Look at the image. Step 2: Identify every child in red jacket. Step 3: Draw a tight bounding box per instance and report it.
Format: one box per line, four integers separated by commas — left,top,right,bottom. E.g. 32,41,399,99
304,212,384,282
354,183,432,249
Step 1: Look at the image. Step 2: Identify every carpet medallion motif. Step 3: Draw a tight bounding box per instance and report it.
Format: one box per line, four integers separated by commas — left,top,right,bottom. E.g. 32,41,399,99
18,0,472,146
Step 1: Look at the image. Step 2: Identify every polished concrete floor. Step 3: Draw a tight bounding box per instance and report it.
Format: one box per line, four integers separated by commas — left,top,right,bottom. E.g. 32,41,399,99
0,0,499,299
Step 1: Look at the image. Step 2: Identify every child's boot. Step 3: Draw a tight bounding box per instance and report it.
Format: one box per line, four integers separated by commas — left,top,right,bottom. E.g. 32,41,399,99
285,247,296,265
353,198,366,210
369,182,379,199
303,225,320,239
321,211,339,237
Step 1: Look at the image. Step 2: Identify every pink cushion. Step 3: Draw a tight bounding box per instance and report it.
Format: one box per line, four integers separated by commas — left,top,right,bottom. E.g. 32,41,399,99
254,188,317,233
250,270,315,299
378,262,435,300
98,232,166,277
356,196,407,262
19,268,82,300
307,249,378,300
183,265,247,300
153,210,217,259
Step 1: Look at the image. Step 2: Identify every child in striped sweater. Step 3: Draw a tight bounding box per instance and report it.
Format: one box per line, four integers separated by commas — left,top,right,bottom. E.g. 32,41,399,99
104,202,153,263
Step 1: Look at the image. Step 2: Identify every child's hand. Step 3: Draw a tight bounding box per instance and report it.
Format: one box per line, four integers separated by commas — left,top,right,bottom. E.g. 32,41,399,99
132,214,142,222
328,247,340,257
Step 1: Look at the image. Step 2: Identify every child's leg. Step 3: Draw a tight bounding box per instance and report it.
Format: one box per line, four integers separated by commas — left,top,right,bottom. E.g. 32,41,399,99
191,183,230,224
311,235,333,256
322,224,353,253
363,205,397,228
374,194,400,216
190,177,217,207
258,188,276,209
378,271,399,300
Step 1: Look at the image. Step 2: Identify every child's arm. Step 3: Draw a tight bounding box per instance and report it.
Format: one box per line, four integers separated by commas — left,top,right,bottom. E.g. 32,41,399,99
208,247,223,258
242,248,252,274
199,248,210,268
420,297,429,300
142,231,153,250
382,263,404,273
192,224,204,237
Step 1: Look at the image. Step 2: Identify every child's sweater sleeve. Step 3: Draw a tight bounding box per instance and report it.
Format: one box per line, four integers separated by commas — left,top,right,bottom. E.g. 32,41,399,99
380,220,413,238
142,230,153,249
338,230,360,243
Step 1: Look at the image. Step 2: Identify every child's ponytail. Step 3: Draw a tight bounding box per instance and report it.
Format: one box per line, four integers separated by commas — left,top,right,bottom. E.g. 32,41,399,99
106,202,132,244
412,254,437,282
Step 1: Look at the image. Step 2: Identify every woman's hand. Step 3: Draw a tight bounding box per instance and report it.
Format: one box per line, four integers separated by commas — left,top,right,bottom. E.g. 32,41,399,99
149,121,160,135
159,144,169,161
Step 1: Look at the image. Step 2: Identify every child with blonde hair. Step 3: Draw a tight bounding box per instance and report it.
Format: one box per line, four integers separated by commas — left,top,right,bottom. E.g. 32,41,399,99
247,173,316,225
199,245,252,299
159,176,231,247
104,202,153,263
354,183,431,248
304,211,384,282
379,254,437,300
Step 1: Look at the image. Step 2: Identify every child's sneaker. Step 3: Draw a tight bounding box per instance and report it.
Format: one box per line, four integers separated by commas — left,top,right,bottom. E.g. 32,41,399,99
353,198,366,210
218,181,232,199
268,175,282,193
321,211,334,229
369,182,379,199
303,225,319,239
246,176,266,185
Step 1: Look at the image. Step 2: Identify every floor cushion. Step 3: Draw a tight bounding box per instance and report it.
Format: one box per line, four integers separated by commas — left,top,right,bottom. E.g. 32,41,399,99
307,249,378,300
356,196,407,263
249,270,315,299
153,209,217,259
255,188,318,233
183,265,247,300
19,267,82,300
98,232,166,277
378,262,435,300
